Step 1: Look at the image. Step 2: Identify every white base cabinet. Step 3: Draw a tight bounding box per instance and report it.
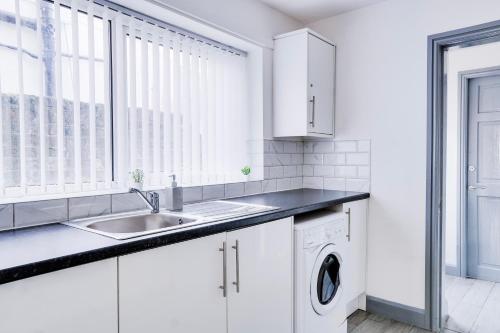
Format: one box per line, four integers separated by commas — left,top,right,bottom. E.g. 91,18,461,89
344,199,368,315
227,218,293,333
0,259,118,333
119,233,227,333
119,217,294,333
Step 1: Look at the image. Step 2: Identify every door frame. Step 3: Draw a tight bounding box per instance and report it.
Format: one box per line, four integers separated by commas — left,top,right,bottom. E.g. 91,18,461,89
427,20,500,332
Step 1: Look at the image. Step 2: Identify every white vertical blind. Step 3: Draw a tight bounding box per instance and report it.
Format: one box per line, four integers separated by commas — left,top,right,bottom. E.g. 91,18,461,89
122,18,251,187
0,0,113,200
0,0,255,201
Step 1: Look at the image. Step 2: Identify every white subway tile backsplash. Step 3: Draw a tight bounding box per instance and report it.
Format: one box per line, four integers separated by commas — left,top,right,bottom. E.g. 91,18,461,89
15,199,68,228
314,165,335,177
262,179,277,193
303,177,324,189
324,178,346,191
290,153,304,165
225,183,245,198
284,165,298,177
334,166,358,178
302,165,314,176
290,177,303,189
0,205,14,230
203,185,225,200
324,153,346,165
334,141,357,153
244,181,262,195
283,141,298,153
184,186,203,203
313,142,334,153
3,139,370,231
276,154,292,165
304,154,323,165
269,166,284,179
346,153,370,165
112,193,148,213
276,178,292,191
69,195,111,220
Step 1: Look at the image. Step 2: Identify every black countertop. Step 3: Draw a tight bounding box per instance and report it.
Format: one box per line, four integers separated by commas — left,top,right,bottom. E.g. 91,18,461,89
0,189,369,285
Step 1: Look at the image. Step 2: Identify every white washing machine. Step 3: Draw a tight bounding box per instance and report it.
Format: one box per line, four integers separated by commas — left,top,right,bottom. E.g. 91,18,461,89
294,210,349,333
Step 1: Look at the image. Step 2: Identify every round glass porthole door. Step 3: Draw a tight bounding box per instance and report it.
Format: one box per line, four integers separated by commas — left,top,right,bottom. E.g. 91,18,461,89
310,244,343,315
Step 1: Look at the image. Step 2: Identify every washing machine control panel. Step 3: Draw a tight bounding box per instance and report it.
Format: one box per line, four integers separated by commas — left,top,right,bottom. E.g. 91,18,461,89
303,218,346,248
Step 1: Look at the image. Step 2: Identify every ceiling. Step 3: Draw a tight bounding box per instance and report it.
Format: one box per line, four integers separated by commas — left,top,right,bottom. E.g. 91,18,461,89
259,0,386,23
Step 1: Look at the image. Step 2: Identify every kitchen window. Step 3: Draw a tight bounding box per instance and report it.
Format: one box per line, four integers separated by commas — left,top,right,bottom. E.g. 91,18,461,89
0,0,259,202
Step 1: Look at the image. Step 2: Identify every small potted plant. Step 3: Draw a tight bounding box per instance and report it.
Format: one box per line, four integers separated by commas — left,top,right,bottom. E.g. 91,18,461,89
241,166,251,181
130,169,144,190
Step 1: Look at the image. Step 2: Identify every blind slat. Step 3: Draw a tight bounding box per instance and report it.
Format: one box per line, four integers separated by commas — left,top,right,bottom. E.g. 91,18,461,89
103,10,112,188
191,43,201,185
181,38,192,185
115,15,128,186
152,31,161,183
199,45,209,184
128,23,138,171
71,5,82,190
140,29,150,185
54,0,65,191
15,0,26,192
172,37,182,182
162,34,172,177
88,4,97,189
36,0,46,191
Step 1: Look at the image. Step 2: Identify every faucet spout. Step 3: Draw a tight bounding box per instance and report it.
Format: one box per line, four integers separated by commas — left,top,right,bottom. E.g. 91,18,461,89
129,188,160,214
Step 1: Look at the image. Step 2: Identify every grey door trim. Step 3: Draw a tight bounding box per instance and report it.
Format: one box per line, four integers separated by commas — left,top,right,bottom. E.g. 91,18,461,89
456,67,500,279
427,20,500,332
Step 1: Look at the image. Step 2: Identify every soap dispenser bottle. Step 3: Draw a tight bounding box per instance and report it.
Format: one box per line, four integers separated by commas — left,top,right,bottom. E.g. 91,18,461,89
166,174,183,211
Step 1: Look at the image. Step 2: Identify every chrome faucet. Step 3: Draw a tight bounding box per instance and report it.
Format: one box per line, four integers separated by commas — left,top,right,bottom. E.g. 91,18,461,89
129,188,160,214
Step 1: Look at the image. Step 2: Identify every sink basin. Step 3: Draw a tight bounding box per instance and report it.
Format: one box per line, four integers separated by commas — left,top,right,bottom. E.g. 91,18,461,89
86,214,196,234
63,201,279,240
63,212,205,240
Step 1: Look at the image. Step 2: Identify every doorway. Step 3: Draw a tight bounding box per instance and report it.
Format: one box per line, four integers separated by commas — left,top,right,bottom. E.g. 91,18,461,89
427,20,500,333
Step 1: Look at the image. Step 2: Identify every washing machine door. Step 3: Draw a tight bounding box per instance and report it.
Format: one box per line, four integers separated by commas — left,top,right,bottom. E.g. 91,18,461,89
310,244,343,315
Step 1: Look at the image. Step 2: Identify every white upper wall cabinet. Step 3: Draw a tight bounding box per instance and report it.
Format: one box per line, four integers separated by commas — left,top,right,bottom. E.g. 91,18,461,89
273,28,335,138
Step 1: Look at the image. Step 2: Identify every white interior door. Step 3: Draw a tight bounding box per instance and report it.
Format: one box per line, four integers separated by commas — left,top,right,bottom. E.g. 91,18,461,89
467,74,500,282
307,34,334,135
119,233,227,333
226,218,293,333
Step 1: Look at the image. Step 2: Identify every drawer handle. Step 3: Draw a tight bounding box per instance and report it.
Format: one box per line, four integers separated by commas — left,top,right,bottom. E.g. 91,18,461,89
309,95,316,127
346,208,351,242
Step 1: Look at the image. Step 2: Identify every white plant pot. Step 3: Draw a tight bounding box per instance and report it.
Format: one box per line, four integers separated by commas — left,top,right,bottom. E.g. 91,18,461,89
132,182,143,191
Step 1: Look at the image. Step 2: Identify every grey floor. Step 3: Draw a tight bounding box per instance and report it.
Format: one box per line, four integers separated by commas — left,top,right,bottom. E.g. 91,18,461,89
347,310,431,333
347,276,500,333
444,275,500,333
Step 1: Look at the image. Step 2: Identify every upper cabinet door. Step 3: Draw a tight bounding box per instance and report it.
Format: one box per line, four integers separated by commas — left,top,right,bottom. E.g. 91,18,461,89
308,34,335,135
273,29,335,138
119,233,227,333
226,217,293,333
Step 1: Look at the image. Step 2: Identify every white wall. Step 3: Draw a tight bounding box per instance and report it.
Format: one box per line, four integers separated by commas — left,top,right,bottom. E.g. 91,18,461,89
445,42,500,269
117,0,303,139
310,0,500,309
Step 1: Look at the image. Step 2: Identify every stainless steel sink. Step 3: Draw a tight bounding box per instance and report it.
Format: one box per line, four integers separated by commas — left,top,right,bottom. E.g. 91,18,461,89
63,201,279,240
86,214,196,234
63,211,206,240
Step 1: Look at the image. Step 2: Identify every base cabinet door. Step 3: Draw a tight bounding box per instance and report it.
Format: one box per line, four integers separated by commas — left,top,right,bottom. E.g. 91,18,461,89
0,259,118,333
226,217,293,333
119,233,227,333
344,199,368,303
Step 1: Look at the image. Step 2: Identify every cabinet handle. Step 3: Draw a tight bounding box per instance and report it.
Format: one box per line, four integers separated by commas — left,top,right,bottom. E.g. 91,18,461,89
232,240,240,293
219,242,227,297
309,96,316,127
346,208,351,242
